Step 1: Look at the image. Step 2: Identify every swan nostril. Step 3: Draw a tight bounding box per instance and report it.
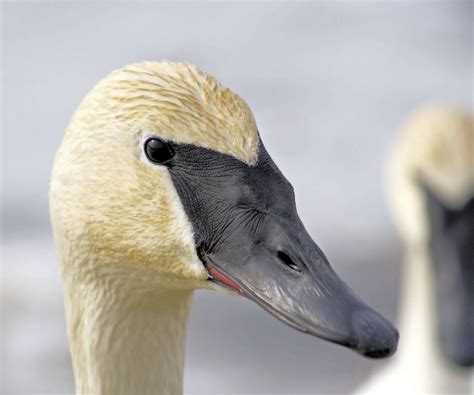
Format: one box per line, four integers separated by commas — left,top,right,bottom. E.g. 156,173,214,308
277,251,301,273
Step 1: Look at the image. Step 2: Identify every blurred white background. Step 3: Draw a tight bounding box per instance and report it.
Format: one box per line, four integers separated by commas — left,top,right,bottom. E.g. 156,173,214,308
1,1,472,393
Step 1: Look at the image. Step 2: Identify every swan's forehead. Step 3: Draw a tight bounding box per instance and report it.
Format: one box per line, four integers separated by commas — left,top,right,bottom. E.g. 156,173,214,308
81,61,259,164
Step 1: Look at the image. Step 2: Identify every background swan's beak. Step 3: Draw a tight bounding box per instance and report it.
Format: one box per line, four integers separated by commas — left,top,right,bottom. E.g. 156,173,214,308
200,215,399,359
424,183,474,367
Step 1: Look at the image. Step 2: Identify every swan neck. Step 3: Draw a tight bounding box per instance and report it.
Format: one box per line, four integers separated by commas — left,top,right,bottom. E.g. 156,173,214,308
64,266,193,395
398,246,439,361
396,245,471,391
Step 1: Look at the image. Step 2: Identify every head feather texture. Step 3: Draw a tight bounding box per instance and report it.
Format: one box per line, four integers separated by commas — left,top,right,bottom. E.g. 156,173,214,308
72,61,259,163
50,61,258,282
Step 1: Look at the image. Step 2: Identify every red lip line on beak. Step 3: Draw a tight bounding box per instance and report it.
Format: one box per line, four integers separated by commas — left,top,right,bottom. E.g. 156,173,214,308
208,266,242,293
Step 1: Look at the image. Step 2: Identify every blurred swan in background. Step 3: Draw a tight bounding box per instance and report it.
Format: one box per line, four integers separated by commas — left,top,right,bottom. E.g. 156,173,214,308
357,105,473,394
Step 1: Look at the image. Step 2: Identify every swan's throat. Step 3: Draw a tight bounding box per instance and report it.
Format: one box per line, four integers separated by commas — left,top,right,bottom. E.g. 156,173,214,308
63,265,193,395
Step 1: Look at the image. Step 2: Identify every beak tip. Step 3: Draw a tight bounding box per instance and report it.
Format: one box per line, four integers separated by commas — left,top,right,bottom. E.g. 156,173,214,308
351,309,399,359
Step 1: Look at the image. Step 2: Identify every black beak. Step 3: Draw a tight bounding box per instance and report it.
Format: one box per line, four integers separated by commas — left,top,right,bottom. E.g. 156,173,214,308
169,140,399,359
199,215,399,359
425,183,474,367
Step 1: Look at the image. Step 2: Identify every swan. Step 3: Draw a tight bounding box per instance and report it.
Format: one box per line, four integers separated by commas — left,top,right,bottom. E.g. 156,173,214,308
50,61,398,394
356,105,473,394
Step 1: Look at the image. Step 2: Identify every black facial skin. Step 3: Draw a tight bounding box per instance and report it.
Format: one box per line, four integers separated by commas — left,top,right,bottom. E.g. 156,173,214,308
151,137,399,358
424,182,474,367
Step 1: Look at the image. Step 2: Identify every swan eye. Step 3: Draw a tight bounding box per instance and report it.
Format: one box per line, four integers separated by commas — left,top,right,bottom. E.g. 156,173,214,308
144,138,175,164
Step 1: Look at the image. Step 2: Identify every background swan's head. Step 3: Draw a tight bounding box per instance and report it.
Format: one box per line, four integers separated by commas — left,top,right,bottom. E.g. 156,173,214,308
387,105,473,245
387,105,473,367
50,61,398,358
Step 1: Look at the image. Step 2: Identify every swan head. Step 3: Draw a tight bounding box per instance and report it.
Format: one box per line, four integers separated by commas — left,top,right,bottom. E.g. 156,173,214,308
50,61,398,358
388,105,473,367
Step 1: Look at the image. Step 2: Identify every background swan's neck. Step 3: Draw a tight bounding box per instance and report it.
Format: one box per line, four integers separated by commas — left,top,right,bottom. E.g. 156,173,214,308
64,266,193,395
394,245,471,392
397,247,439,365
357,245,472,394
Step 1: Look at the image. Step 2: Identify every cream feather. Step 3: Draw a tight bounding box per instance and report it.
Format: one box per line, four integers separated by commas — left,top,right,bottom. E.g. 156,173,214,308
50,61,259,281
